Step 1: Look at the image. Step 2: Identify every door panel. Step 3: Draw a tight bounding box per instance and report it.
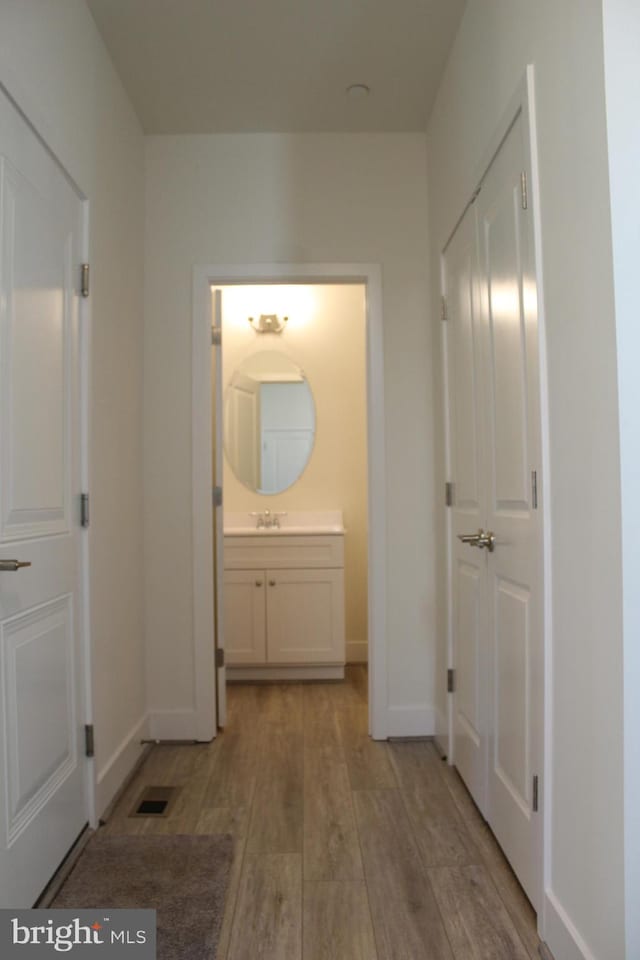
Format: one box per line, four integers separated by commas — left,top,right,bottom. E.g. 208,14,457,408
1,160,71,541
444,203,488,815
481,180,529,510
0,90,86,907
494,578,531,814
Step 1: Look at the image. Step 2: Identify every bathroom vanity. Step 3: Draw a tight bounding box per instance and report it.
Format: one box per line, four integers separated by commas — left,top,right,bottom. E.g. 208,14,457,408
223,511,345,680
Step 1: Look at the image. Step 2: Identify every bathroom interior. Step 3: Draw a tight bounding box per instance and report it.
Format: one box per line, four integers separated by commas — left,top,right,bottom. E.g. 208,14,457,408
215,282,369,711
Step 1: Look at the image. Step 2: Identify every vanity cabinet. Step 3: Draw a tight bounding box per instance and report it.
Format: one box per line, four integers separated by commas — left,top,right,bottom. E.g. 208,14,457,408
223,534,345,680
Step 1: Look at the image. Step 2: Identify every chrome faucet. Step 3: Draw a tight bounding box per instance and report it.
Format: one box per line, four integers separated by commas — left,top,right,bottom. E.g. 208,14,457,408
249,510,287,529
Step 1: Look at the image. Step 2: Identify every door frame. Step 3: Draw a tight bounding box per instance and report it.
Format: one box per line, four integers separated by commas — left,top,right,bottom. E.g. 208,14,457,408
0,81,96,831
191,262,387,740
441,67,552,927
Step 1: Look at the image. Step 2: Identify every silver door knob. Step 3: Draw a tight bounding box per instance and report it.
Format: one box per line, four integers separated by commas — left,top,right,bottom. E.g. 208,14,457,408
478,531,495,552
0,560,32,572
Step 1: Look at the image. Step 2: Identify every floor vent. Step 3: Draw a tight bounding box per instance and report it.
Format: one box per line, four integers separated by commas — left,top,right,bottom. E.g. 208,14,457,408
130,786,179,818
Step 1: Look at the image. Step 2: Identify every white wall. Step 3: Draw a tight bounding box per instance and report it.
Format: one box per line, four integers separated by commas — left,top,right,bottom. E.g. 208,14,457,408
220,283,368,661
144,134,433,735
602,3,640,956
427,2,624,959
0,0,147,816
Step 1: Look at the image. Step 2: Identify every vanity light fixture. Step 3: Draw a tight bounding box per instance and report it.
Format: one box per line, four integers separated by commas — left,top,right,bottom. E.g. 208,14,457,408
248,313,288,334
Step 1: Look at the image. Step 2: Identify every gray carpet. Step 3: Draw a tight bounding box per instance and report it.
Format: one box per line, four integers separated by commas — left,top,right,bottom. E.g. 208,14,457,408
52,833,234,960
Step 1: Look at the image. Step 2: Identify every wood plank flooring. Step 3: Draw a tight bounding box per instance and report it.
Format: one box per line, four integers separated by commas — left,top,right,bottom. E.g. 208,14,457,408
102,667,541,960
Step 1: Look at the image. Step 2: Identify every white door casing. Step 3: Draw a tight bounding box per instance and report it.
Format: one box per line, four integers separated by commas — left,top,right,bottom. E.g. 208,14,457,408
192,264,387,740
444,97,544,911
0,89,88,907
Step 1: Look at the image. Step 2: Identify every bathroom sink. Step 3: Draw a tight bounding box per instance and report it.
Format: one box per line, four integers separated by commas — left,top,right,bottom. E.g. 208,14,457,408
224,510,344,536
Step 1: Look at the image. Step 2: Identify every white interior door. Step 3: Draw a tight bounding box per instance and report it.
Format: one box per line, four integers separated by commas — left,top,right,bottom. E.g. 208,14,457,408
444,203,488,816
212,290,226,727
477,111,543,908
444,107,543,910
0,90,87,906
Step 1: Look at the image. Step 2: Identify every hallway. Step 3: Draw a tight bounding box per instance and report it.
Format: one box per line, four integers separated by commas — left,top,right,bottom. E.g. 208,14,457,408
101,669,541,959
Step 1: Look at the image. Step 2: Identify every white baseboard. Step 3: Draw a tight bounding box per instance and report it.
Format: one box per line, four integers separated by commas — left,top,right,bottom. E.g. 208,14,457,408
346,641,368,663
149,709,198,741
95,714,150,819
544,890,596,960
385,704,435,738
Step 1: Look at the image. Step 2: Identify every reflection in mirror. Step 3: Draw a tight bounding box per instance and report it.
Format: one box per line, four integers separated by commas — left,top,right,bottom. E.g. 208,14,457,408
224,352,316,495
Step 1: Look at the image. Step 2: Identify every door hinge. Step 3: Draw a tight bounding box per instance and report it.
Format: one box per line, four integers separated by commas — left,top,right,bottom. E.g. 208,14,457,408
531,470,538,510
441,295,448,322
211,327,222,346
216,648,225,669
445,482,455,507
212,486,223,508
532,774,539,812
84,724,95,758
447,668,455,693
80,493,90,528
80,263,90,298
520,171,528,210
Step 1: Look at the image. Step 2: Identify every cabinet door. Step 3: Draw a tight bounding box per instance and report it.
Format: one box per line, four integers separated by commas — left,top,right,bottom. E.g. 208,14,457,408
266,568,344,664
223,570,266,664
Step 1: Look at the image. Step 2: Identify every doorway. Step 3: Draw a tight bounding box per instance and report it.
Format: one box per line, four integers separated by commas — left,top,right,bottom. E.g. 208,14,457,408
192,264,387,741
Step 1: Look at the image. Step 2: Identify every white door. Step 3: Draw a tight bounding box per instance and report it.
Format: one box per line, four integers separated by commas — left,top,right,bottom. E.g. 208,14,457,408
477,111,543,907
444,108,543,909
0,91,87,906
212,290,226,726
443,204,488,816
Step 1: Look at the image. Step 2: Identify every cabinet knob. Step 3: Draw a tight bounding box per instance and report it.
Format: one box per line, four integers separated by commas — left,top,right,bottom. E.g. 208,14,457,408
255,580,263,587
269,580,276,587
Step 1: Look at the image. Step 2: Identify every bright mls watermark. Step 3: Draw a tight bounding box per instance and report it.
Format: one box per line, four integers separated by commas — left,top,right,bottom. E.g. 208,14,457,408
0,910,156,958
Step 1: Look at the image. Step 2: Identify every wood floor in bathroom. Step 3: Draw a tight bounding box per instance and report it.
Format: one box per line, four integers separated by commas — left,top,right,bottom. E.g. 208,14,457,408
103,666,542,960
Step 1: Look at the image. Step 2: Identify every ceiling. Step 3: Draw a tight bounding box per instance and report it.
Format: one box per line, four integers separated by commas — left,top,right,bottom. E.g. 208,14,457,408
86,0,466,134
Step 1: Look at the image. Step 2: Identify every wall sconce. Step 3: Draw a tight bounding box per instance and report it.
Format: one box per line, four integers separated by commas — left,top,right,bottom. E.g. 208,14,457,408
248,313,288,334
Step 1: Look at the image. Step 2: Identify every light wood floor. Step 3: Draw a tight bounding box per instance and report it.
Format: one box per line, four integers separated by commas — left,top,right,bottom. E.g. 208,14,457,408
103,667,541,960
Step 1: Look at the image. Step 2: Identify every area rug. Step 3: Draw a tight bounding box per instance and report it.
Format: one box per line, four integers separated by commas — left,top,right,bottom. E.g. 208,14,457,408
52,833,234,960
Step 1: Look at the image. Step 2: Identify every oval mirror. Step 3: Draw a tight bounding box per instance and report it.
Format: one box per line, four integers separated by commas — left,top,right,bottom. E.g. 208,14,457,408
224,351,316,495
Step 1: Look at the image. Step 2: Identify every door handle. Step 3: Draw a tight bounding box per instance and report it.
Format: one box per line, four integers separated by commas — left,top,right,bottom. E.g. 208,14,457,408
269,580,276,587
458,531,496,553
458,530,484,546
0,560,32,572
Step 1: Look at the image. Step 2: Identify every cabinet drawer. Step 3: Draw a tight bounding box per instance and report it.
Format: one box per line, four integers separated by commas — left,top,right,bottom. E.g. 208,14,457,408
224,535,344,570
